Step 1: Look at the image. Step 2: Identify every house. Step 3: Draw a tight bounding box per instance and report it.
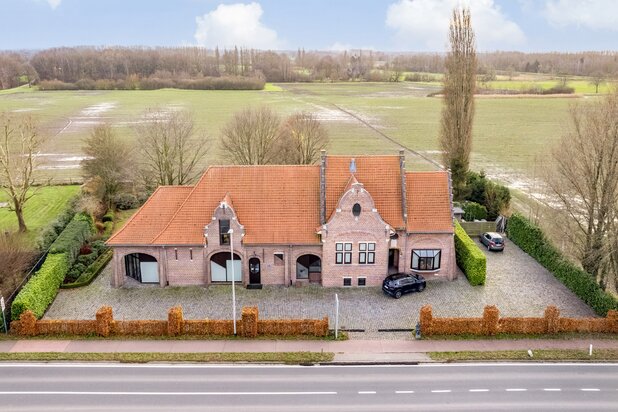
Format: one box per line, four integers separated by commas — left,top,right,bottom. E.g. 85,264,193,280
106,151,456,288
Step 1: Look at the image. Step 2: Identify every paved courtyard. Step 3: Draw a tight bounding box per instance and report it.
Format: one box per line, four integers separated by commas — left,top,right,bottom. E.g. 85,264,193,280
45,240,595,339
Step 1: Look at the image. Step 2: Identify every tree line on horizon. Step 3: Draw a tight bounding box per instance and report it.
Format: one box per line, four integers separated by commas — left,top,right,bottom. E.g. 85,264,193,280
1,46,617,90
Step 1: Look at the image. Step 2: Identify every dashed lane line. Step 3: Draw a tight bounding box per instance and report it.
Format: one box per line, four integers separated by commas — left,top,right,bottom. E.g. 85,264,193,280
543,389,562,392
580,388,600,392
431,390,452,393
469,389,489,392
506,389,527,392
395,391,415,394
358,391,376,395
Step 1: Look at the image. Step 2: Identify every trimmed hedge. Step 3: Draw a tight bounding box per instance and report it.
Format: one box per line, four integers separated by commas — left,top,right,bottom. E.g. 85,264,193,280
11,253,69,320
49,213,94,262
454,220,487,285
507,213,618,316
62,249,112,289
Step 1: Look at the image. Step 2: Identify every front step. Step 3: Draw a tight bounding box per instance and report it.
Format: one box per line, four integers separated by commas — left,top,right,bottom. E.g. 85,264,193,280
246,284,263,290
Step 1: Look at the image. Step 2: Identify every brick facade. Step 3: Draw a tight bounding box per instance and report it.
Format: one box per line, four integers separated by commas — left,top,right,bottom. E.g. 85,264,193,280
108,153,456,289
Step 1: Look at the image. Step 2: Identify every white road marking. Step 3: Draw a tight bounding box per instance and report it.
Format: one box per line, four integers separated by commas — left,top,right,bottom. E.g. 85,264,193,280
0,391,338,396
358,391,376,394
395,390,415,394
543,388,562,392
506,389,527,392
469,389,489,392
580,388,600,392
431,390,452,393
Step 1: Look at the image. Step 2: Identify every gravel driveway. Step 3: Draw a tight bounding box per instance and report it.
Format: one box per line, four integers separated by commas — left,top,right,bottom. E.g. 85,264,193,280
45,240,595,339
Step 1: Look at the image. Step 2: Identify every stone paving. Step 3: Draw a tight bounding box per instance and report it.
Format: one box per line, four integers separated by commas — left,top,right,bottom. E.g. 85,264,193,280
44,240,595,339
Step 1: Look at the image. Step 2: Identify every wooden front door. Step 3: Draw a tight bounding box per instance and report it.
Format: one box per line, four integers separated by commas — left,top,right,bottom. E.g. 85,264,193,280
249,257,261,284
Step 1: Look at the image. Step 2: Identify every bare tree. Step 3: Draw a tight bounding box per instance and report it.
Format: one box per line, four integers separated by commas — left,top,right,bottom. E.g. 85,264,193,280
590,72,605,94
220,106,281,165
439,8,477,200
0,233,34,297
136,109,208,186
545,91,618,291
0,114,47,232
276,112,329,165
81,124,133,205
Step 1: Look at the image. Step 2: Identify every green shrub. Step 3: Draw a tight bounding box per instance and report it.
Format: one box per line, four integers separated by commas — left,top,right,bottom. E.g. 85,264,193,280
91,240,107,255
11,253,69,320
507,213,618,316
48,213,94,262
463,201,488,221
113,193,140,210
77,253,97,267
62,249,112,289
454,221,486,286
465,171,511,220
102,210,114,222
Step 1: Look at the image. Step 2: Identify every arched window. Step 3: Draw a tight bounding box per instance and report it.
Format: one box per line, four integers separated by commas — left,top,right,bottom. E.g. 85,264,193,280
352,203,361,217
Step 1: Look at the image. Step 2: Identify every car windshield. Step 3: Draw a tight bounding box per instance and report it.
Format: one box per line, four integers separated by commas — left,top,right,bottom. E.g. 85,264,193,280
493,238,503,244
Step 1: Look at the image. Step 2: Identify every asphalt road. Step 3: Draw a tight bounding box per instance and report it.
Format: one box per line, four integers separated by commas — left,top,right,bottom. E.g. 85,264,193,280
0,363,617,411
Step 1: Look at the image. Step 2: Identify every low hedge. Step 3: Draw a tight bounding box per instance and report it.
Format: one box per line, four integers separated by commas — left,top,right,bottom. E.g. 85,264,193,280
507,213,618,316
11,253,69,320
454,220,487,285
62,249,112,289
49,213,94,262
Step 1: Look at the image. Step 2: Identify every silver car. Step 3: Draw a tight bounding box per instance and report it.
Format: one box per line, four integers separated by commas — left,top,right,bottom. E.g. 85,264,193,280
480,232,505,251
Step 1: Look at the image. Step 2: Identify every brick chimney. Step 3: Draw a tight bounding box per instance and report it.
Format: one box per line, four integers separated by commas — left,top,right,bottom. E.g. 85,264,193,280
399,149,407,226
320,150,327,225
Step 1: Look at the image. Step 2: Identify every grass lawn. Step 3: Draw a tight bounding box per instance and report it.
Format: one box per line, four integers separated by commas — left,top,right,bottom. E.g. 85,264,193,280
112,208,139,234
430,349,618,362
0,185,80,247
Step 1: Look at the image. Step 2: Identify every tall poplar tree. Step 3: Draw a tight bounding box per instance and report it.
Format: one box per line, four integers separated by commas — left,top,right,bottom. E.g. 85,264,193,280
439,8,477,199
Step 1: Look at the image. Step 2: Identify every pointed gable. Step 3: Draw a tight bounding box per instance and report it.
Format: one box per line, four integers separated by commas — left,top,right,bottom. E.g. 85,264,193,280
326,155,405,230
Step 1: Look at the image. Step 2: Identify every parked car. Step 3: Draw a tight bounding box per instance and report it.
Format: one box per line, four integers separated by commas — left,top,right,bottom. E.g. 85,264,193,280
382,273,426,299
480,232,505,251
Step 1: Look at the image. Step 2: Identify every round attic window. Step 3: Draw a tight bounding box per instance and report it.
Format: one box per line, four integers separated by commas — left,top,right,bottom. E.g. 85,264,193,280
352,203,362,217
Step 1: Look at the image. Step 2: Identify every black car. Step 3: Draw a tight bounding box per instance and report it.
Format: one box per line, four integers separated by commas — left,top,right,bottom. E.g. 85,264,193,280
382,273,426,299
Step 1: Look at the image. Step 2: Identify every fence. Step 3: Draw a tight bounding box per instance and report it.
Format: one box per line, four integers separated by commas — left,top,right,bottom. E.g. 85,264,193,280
11,306,329,338
458,221,497,237
419,305,617,336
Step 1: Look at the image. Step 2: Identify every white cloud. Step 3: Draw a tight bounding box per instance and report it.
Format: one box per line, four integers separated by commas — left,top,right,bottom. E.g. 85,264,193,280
544,0,618,31
194,2,282,49
47,0,61,9
386,0,526,51
329,42,352,51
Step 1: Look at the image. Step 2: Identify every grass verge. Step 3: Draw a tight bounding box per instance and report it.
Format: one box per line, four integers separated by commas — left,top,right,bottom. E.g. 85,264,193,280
0,351,334,364
423,332,618,341
430,349,618,362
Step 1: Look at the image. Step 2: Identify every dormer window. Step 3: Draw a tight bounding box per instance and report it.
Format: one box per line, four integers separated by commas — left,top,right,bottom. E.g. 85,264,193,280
352,203,361,217
219,219,230,245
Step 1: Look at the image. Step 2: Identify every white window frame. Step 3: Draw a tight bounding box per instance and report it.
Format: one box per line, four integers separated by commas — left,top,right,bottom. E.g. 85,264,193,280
274,252,284,266
357,276,367,287
358,241,376,265
343,277,352,287
336,242,352,265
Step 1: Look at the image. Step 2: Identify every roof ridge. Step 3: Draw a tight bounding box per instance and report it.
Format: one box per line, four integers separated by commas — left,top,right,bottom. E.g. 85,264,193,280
151,169,212,244
207,164,320,169
106,185,165,244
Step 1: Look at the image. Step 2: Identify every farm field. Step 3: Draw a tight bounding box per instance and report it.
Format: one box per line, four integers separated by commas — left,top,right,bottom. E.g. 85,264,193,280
0,185,80,247
0,81,596,193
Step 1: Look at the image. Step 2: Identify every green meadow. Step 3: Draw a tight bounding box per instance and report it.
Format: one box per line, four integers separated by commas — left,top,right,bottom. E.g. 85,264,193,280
0,80,598,190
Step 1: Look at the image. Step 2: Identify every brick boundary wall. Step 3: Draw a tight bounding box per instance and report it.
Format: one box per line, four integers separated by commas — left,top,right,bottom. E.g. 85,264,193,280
11,306,328,338
419,304,618,336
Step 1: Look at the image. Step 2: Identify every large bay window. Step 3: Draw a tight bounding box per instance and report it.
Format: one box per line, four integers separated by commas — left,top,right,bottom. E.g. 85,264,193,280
411,249,441,271
336,242,352,264
359,242,376,264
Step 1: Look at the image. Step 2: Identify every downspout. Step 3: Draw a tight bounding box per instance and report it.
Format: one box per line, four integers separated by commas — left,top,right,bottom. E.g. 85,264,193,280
320,149,327,225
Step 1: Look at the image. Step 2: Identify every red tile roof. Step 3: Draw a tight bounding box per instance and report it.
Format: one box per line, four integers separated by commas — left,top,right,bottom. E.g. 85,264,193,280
326,156,405,229
106,186,193,245
153,165,321,245
406,171,454,233
108,156,453,246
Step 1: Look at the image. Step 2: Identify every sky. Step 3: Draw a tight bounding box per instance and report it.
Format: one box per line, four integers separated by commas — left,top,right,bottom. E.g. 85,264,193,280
1,0,617,52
